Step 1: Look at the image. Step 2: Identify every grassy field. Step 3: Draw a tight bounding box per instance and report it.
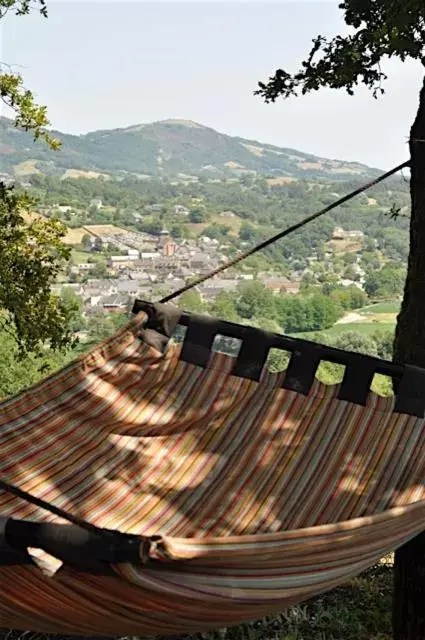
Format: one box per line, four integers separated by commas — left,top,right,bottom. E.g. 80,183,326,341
324,322,395,337
361,301,401,315
13,159,40,176
63,227,87,245
71,249,104,264
293,299,399,342
186,212,243,237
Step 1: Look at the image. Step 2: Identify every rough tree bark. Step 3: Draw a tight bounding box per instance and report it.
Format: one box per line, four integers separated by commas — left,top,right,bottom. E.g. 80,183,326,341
393,74,425,640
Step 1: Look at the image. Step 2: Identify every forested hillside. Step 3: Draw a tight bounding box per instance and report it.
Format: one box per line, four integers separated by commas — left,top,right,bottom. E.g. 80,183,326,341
25,171,410,264
1,116,383,180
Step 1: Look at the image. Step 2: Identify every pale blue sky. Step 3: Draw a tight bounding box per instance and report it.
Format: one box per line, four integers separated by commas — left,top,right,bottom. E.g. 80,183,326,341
2,1,423,168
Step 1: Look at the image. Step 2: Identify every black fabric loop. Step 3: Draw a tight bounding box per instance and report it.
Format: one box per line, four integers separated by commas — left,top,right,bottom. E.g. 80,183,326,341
231,328,271,381
338,360,377,406
179,316,218,367
394,364,425,418
282,348,322,395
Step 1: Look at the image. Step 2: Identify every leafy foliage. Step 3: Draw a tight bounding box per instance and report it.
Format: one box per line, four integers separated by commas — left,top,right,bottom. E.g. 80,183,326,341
187,282,371,335
364,266,406,297
256,1,425,102
0,73,60,149
0,184,76,355
0,0,77,355
0,1,47,18
0,329,71,399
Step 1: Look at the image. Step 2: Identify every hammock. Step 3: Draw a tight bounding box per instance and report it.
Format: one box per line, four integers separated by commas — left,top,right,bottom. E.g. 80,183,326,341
1,300,425,637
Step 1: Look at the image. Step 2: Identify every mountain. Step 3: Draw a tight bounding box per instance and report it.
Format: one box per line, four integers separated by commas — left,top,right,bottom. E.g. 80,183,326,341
0,117,381,181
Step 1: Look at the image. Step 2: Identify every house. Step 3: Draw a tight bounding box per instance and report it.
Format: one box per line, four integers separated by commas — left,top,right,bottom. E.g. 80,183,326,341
201,279,239,300
190,254,216,270
332,227,345,240
73,262,94,272
235,274,254,281
56,205,73,213
339,279,364,290
263,277,300,294
100,294,129,312
129,271,151,281
163,241,177,257
90,198,103,209
332,226,364,241
346,230,365,240
174,266,193,279
108,255,140,269
161,278,186,293
155,257,180,272
82,281,117,301
174,205,189,215
140,252,161,262
145,203,163,212
116,279,139,295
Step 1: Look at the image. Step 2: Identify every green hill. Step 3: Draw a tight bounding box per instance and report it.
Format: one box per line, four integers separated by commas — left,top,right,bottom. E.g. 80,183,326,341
1,117,383,180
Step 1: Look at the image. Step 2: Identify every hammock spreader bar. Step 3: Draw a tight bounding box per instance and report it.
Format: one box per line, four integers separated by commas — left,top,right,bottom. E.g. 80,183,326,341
0,516,144,573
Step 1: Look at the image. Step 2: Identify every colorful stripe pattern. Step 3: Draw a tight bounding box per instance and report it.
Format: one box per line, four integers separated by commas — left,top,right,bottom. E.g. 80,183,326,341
1,308,425,636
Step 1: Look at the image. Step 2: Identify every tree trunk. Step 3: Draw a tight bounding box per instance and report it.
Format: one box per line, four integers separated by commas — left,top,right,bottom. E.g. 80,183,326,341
393,74,425,640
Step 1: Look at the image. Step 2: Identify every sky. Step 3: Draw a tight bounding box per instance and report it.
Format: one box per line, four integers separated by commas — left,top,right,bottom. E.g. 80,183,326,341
1,1,424,169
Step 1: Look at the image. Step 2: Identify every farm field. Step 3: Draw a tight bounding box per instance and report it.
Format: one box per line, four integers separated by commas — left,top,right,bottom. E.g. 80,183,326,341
293,299,399,341
82,224,128,236
360,301,401,315
324,322,395,337
71,249,104,264
186,212,243,236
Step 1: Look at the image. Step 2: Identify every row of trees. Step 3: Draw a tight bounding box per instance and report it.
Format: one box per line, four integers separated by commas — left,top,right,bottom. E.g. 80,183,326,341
0,300,394,402
180,281,370,335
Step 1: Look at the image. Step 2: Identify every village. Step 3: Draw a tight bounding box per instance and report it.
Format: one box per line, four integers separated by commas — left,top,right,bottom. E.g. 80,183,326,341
56,222,367,316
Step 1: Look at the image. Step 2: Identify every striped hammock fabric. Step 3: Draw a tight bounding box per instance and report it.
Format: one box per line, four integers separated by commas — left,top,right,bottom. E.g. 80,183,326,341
2,301,425,637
